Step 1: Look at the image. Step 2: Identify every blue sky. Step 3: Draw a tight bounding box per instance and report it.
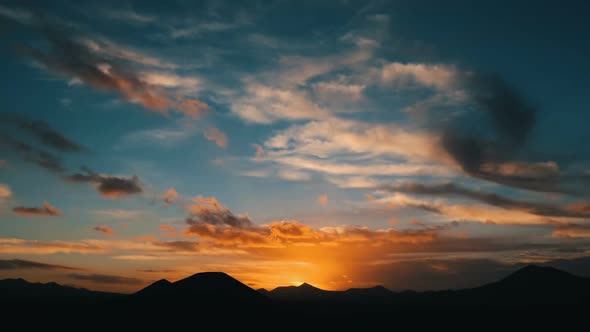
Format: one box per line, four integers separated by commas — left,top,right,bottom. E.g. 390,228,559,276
0,0,589,292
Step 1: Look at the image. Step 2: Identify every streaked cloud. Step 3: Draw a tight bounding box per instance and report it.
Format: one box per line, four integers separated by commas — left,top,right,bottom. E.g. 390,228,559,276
13,202,61,217
552,224,590,239
159,225,179,237
93,226,114,235
66,167,142,198
0,259,81,271
381,181,590,218
277,169,311,182
93,209,146,220
67,273,142,285
3,11,209,119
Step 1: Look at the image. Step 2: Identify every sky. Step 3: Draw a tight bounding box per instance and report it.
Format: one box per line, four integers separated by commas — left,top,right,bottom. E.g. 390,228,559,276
0,0,590,293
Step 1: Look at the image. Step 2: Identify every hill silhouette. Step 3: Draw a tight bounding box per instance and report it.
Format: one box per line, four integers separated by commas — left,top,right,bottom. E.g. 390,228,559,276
3,265,590,325
131,271,268,310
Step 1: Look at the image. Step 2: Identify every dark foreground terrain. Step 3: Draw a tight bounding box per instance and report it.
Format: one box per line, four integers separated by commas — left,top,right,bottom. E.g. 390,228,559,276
2,265,589,327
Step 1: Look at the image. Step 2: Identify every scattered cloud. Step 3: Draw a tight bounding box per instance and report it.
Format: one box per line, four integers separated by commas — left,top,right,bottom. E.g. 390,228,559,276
204,127,228,148
93,226,114,235
277,169,311,182
3,11,209,119
381,181,590,218
122,127,196,147
552,224,590,239
101,8,155,24
0,113,85,152
0,259,80,270
252,144,265,161
0,238,105,254
67,273,142,285
0,183,12,201
93,209,146,219
185,196,457,248
313,81,365,102
12,202,61,217
379,62,458,90
232,83,331,124
317,194,328,206
66,167,142,198
159,225,178,237
163,188,179,206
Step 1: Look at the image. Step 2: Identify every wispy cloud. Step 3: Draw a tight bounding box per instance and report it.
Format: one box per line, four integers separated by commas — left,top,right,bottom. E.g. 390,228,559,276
2,9,209,120
0,183,12,202
67,273,142,285
13,202,61,217
93,209,146,219
204,127,228,148
93,226,114,235
317,194,328,206
121,127,197,147
0,259,81,270
100,8,155,24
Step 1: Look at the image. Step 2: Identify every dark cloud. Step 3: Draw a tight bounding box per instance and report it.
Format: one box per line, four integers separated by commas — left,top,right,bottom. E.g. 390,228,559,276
0,113,85,152
67,273,142,285
154,241,200,252
5,14,207,119
0,259,80,270
382,181,590,218
66,166,142,198
184,196,458,247
551,223,590,239
93,226,114,235
12,201,61,217
358,254,590,291
0,114,143,198
186,196,253,228
137,269,177,273
438,73,584,194
0,133,66,173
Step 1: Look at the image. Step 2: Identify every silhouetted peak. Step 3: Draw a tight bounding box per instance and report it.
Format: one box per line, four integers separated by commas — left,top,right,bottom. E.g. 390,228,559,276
298,282,319,290
495,264,582,289
152,278,171,286
508,265,573,280
174,271,237,287
134,278,172,296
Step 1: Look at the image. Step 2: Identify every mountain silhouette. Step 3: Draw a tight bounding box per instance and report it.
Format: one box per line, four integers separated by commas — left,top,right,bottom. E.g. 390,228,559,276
267,282,337,301
265,282,394,302
0,278,121,304
132,271,268,308
3,265,590,325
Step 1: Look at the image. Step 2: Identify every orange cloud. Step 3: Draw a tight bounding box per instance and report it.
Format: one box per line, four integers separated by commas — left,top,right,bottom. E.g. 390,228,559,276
12,201,61,217
66,168,142,198
94,226,114,235
184,196,453,248
252,143,265,161
159,225,179,237
0,238,105,254
317,194,328,206
163,188,179,206
204,127,228,148
552,224,590,238
0,183,12,201
16,28,209,120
